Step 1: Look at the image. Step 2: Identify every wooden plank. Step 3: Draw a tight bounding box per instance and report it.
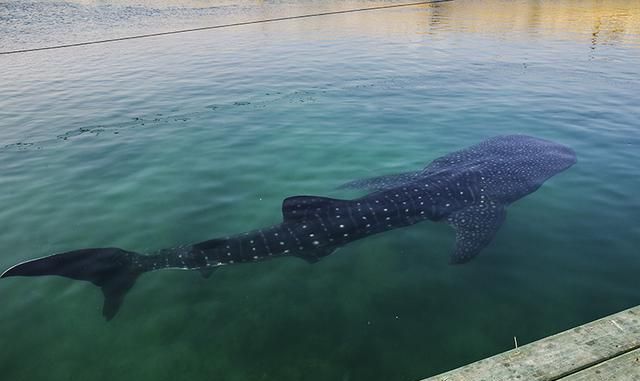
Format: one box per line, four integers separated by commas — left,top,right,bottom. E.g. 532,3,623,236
421,306,640,381
559,348,640,381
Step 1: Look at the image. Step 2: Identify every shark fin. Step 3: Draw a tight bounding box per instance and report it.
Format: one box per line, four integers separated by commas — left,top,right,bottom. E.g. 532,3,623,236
189,240,223,278
0,248,141,321
100,270,140,320
445,202,506,264
337,171,422,191
199,268,216,279
293,247,338,264
282,196,349,221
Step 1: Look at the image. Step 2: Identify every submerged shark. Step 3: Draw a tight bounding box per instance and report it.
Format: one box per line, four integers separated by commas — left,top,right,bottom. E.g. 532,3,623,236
1,135,576,320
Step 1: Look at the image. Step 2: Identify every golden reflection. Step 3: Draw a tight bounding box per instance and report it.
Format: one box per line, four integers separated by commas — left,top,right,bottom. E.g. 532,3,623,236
269,0,640,48
432,0,640,46
57,0,640,47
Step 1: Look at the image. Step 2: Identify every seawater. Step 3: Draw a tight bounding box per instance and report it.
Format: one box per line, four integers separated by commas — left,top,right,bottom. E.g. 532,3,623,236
1,0,639,380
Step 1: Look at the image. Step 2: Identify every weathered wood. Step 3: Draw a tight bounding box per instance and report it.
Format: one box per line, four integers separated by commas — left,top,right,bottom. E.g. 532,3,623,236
421,306,640,381
560,348,640,381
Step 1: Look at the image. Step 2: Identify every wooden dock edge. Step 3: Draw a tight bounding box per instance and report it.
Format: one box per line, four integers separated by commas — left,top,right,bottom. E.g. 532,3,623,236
420,305,640,381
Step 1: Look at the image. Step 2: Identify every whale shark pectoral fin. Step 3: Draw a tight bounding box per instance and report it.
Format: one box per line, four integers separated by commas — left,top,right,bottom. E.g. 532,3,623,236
337,171,423,191
293,247,338,264
282,196,350,221
446,202,507,264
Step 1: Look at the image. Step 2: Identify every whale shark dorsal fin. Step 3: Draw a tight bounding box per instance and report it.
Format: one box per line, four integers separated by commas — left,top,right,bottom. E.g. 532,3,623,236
282,196,349,221
445,202,507,264
337,170,423,191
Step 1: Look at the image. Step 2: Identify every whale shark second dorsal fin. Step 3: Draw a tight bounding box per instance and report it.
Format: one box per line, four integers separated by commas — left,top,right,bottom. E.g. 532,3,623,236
445,202,507,264
281,196,350,221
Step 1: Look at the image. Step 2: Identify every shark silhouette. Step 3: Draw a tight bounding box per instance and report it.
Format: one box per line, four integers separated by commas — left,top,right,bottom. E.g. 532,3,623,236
1,135,576,320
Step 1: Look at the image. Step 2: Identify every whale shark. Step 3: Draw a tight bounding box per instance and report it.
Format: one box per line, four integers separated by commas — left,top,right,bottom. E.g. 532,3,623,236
1,135,576,320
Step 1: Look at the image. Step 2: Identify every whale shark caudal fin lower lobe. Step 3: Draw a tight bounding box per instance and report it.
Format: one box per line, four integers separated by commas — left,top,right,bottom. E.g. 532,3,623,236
0,248,141,321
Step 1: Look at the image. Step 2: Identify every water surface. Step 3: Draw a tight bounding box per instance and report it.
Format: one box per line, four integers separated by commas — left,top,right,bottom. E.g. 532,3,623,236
1,1,639,380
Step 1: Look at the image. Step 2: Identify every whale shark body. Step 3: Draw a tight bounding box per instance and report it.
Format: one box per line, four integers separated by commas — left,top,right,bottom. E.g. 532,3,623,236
1,135,576,320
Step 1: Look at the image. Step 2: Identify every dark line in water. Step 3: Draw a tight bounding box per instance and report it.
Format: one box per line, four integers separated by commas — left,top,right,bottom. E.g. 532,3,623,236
0,0,453,56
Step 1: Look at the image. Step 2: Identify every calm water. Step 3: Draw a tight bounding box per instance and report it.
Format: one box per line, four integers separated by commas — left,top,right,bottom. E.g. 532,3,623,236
1,0,639,379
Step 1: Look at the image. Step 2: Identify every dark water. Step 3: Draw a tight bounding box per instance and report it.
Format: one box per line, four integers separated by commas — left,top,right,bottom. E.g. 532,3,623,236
1,0,639,380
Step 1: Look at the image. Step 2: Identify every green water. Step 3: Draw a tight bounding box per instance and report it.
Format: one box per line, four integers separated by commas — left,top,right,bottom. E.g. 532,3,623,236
1,0,639,379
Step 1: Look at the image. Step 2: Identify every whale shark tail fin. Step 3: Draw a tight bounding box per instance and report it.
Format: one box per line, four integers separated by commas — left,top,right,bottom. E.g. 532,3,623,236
1,248,142,321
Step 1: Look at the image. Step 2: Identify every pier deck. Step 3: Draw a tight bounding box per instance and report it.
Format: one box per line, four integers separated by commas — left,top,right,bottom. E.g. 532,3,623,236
422,306,640,381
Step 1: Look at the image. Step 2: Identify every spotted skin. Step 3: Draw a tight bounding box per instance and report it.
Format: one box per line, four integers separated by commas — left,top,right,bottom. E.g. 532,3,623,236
1,135,576,319
338,170,423,191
